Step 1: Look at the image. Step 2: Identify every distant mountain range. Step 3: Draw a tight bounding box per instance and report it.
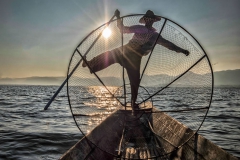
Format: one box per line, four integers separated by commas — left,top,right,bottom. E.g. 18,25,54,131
213,69,240,87
0,69,239,87
0,76,65,86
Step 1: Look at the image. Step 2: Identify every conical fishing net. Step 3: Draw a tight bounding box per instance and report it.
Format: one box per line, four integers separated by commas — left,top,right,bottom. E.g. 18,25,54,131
67,14,213,159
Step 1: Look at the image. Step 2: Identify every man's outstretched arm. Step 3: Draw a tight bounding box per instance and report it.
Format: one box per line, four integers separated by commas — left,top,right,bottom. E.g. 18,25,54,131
115,10,141,34
157,35,189,56
115,10,126,32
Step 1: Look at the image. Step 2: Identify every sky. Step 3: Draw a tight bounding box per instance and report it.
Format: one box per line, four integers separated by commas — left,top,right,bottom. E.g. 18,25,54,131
0,0,240,78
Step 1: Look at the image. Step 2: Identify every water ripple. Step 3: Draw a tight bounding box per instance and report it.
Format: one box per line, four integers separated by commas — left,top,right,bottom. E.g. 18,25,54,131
0,86,239,159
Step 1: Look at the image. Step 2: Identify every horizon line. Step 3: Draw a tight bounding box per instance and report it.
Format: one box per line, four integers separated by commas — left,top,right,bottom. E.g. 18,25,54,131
0,68,240,79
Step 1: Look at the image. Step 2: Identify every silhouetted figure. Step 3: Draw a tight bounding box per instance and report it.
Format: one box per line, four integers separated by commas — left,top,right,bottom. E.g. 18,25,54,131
83,10,189,112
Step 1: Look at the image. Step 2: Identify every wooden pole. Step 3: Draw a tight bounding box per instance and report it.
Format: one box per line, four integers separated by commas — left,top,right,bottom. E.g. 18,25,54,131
44,13,117,110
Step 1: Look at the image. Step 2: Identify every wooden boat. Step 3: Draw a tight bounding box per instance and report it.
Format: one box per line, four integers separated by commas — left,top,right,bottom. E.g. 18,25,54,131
59,105,237,160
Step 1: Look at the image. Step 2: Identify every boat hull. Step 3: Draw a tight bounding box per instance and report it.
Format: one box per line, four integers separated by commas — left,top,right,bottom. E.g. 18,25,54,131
60,108,237,160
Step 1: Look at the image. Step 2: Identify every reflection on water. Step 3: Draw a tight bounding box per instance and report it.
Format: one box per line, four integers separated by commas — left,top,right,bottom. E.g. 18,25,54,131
86,86,122,110
72,86,123,135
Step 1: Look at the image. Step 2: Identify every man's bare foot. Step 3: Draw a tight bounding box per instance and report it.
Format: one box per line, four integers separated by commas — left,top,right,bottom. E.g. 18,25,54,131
132,103,140,110
183,50,190,56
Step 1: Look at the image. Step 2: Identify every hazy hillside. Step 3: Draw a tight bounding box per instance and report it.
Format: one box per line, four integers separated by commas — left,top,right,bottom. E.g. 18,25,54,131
0,69,239,86
0,77,65,86
214,69,240,87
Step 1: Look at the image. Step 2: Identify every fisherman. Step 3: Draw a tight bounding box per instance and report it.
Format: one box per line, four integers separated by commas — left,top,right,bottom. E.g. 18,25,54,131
82,10,189,112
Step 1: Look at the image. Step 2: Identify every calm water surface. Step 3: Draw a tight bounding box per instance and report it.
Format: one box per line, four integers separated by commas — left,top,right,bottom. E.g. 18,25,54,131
0,85,239,159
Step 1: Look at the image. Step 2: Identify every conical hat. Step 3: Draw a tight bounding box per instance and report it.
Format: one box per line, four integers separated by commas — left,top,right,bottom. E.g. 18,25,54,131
139,10,161,24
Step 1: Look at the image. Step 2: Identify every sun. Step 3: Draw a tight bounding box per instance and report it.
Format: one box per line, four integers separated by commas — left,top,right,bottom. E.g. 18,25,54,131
102,27,112,38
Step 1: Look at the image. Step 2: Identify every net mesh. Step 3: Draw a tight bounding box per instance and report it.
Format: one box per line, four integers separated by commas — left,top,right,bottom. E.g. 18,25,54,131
67,14,213,158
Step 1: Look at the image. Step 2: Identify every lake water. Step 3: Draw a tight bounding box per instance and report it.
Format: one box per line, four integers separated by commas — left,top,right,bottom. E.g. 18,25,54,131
0,85,239,159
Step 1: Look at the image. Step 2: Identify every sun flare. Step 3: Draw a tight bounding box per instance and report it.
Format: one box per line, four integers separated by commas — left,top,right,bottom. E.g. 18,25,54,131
102,27,112,38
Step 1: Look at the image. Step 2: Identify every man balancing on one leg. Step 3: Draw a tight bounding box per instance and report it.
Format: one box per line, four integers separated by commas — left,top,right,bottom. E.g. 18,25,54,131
82,10,189,113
